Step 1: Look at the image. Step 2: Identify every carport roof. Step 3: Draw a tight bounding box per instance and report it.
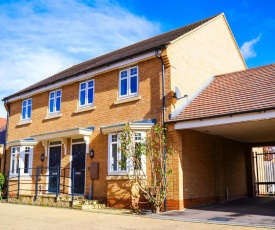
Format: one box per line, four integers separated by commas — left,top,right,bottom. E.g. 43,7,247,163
172,64,275,122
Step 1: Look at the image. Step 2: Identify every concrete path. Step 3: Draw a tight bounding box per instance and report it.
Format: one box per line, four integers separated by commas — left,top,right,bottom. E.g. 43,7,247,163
0,202,273,230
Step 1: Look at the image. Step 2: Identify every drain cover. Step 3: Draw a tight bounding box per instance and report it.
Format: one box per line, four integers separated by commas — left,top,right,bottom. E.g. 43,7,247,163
208,217,234,222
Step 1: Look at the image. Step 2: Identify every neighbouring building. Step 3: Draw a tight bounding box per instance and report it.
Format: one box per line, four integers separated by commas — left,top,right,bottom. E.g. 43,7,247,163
0,117,6,174
3,12,262,210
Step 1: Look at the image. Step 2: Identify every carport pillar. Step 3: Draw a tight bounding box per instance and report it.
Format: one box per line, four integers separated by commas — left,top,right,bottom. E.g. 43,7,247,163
245,144,254,197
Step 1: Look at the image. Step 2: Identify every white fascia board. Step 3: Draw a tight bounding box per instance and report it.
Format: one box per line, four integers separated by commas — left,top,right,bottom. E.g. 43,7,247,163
175,110,275,130
6,139,38,147
101,122,154,135
7,51,156,103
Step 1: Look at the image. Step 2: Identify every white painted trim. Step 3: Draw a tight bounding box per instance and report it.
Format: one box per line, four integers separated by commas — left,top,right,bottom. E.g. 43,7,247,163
17,119,32,126
43,113,62,120
6,139,37,148
101,122,154,135
175,110,275,130
6,51,156,103
73,106,96,114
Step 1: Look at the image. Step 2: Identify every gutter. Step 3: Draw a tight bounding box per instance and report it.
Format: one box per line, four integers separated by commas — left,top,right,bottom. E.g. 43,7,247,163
167,106,275,124
155,48,167,212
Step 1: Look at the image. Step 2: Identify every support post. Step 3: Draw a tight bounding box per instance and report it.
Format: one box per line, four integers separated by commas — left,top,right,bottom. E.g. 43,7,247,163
71,168,75,207
17,167,20,199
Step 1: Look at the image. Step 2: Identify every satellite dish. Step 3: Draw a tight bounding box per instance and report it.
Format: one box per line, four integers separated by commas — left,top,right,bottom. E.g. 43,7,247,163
175,86,182,100
174,86,188,100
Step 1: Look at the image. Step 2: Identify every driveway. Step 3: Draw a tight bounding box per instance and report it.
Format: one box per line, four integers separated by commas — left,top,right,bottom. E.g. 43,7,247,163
0,201,272,230
159,197,275,228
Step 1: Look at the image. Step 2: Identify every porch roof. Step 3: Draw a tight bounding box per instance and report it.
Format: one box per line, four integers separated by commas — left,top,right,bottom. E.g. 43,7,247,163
31,126,95,141
6,137,37,147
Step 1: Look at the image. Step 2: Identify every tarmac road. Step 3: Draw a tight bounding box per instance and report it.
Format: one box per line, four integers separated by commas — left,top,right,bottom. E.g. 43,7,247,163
0,203,272,230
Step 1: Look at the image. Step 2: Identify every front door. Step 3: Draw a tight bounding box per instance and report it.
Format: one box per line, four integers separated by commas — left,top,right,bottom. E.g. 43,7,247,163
72,143,86,194
48,146,61,193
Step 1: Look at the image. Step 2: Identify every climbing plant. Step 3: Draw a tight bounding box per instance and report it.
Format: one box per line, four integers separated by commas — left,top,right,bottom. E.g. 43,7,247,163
0,173,5,200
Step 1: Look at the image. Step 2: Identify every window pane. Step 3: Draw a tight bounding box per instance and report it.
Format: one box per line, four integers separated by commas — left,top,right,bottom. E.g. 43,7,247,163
121,79,127,96
11,154,15,173
56,97,61,111
27,105,32,118
56,90,61,97
121,153,126,170
24,154,29,173
22,107,26,119
28,99,32,105
130,76,137,93
130,67,137,75
80,83,86,90
88,81,93,87
50,98,54,113
23,101,27,106
88,88,94,104
112,144,118,171
121,70,127,78
80,90,86,105
50,92,55,99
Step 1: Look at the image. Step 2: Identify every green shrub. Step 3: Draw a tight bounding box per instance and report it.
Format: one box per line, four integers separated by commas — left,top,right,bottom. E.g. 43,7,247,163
0,173,5,200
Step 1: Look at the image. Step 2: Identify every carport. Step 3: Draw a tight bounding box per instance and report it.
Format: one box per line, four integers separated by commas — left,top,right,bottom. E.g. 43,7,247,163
170,64,275,207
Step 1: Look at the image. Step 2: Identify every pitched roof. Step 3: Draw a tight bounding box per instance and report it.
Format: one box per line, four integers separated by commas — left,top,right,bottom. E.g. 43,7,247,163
172,64,275,122
0,118,6,144
3,13,220,101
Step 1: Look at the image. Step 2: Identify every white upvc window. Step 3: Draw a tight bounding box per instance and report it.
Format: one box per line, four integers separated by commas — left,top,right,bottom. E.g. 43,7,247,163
108,132,146,175
79,79,95,107
21,98,32,120
119,66,138,98
10,146,33,176
49,89,62,114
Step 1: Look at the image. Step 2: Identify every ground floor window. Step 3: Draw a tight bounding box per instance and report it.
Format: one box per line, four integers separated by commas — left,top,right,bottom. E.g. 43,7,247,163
10,146,33,176
108,132,146,175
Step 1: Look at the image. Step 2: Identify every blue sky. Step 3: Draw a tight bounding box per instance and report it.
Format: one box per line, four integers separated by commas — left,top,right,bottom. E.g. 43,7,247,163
0,0,274,118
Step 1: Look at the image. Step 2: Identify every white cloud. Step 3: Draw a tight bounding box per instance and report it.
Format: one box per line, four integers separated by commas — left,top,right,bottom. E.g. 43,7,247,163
240,34,262,59
0,0,161,117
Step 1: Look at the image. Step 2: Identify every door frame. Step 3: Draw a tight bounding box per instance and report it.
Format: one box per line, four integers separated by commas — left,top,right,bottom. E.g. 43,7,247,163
70,138,87,195
46,141,62,193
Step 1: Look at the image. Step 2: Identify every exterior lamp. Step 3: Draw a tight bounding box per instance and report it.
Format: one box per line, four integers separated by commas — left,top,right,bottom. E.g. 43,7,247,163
40,153,45,162
90,149,94,158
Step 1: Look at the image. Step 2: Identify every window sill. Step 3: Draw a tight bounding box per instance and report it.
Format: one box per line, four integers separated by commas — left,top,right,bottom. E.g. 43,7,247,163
74,106,96,114
17,119,32,126
44,113,62,120
9,175,32,181
114,95,141,105
106,175,129,180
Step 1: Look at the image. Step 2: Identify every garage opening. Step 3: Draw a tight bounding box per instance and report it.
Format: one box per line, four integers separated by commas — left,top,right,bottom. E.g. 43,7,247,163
253,146,275,196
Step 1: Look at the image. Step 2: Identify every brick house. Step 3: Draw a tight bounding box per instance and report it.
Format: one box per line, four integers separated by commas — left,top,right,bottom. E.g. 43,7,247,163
2,13,247,210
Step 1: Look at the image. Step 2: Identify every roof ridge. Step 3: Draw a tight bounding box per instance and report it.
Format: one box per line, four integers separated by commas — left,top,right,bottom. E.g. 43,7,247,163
3,13,221,101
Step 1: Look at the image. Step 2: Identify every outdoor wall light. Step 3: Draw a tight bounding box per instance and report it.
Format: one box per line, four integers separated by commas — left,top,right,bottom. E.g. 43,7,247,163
89,149,94,158
40,153,45,162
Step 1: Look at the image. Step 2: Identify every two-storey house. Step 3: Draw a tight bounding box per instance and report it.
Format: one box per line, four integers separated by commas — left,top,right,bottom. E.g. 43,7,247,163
2,13,246,210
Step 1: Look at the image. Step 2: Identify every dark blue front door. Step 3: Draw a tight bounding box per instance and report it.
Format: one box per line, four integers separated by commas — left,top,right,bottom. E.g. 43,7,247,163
72,143,86,194
48,146,61,193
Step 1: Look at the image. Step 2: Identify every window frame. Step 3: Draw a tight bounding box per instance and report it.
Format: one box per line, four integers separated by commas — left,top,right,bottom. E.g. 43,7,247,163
79,79,95,108
21,98,32,120
49,89,62,114
108,131,146,175
10,146,33,176
119,66,138,99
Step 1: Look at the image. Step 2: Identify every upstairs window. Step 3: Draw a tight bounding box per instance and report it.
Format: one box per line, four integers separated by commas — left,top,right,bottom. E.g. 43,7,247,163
79,80,94,107
22,98,32,120
119,66,138,98
49,89,62,114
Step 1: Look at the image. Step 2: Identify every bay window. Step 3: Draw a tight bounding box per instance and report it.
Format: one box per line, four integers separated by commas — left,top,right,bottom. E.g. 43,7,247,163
10,146,33,176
